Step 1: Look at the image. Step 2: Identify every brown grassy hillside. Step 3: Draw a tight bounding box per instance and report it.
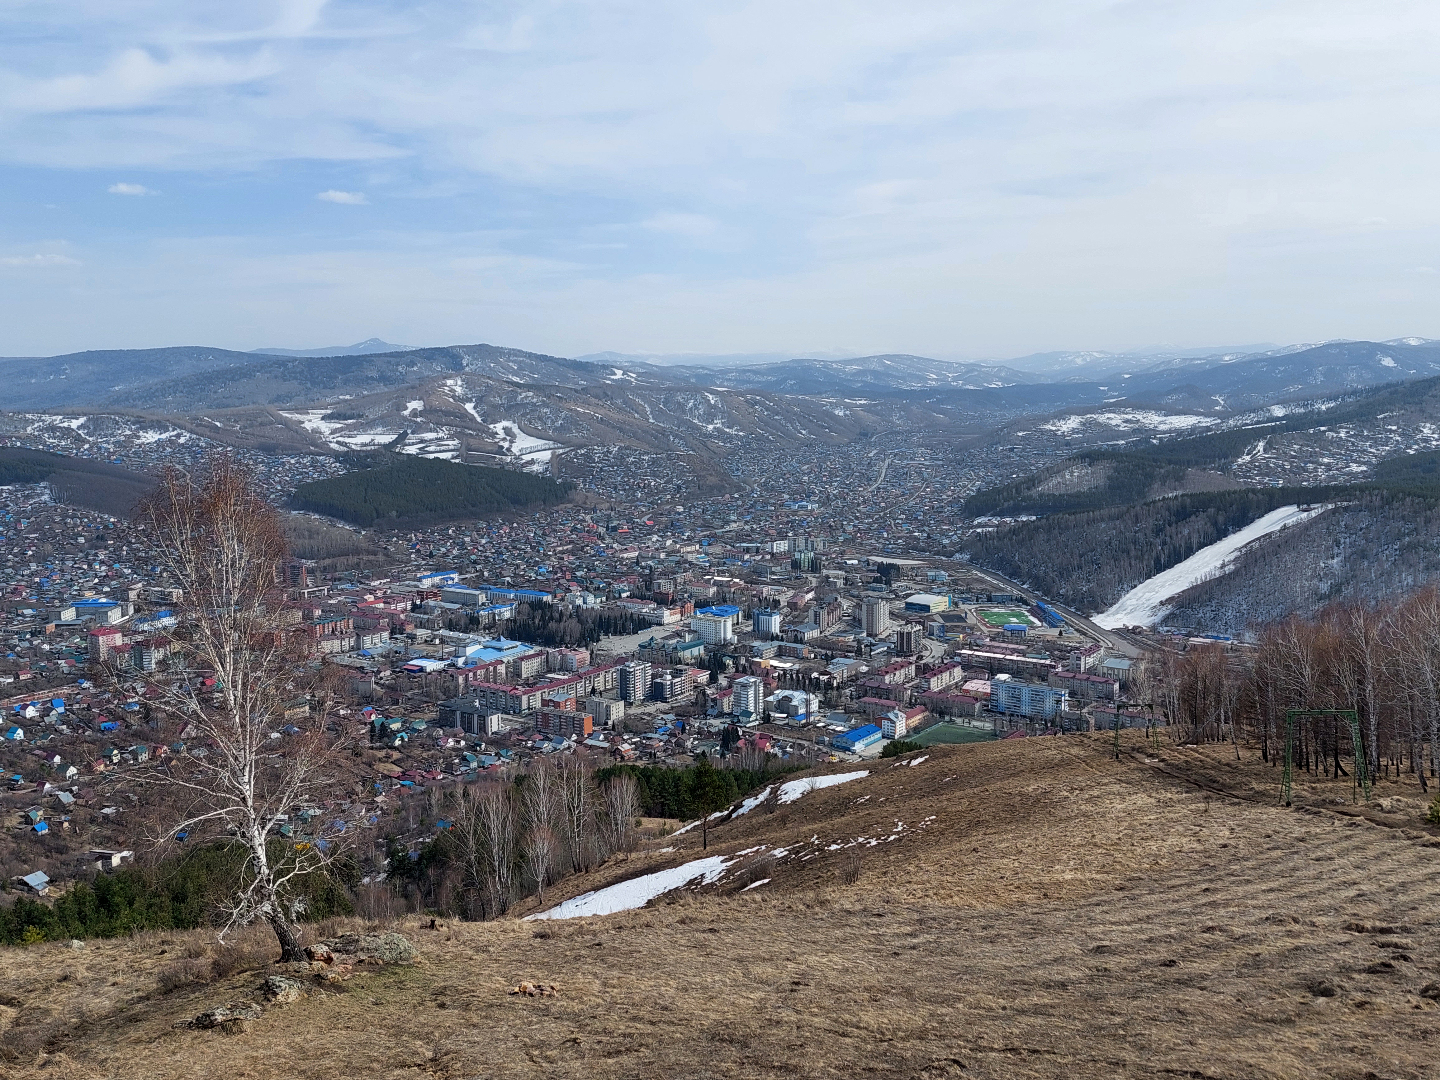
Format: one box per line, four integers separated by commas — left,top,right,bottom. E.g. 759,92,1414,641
4,733,1440,1080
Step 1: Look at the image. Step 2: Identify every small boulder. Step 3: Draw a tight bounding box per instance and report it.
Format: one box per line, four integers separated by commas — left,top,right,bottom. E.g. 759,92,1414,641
262,976,306,1004
192,1001,263,1029
305,943,334,965
321,932,416,966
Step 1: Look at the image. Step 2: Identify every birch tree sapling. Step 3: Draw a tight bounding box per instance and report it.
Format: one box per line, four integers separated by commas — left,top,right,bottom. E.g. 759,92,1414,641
126,459,358,961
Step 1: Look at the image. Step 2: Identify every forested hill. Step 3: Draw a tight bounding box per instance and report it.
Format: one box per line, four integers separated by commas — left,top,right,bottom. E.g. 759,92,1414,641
1165,493,1440,629
964,373,1440,518
0,447,155,516
290,455,571,528
960,488,1321,613
961,478,1440,622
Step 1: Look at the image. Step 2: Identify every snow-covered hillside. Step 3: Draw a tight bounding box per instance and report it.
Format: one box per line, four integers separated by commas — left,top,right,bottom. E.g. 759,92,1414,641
1095,504,1334,628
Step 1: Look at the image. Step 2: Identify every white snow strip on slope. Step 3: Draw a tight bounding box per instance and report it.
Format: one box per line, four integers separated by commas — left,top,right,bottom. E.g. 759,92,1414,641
730,785,774,818
676,772,867,833
671,809,726,835
279,409,349,437
525,855,733,919
1094,504,1333,629
776,771,869,805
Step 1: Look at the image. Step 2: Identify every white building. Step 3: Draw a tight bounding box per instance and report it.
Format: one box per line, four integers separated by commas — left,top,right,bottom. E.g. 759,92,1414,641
767,689,820,723
732,675,764,718
881,709,909,739
619,660,653,704
753,609,783,639
693,612,735,645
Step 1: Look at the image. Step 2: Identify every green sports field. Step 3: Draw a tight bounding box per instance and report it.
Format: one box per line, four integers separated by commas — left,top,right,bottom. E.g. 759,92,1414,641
912,723,996,746
978,609,1032,627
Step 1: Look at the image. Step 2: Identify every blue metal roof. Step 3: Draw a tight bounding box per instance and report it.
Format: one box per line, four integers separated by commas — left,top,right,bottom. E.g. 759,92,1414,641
697,604,741,618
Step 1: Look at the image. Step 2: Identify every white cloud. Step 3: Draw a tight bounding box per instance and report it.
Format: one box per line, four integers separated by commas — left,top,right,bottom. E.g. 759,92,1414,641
108,182,156,195
2,2,1440,353
0,253,81,267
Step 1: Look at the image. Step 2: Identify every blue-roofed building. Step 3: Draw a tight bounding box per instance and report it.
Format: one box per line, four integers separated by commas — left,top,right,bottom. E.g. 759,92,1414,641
833,724,883,752
693,604,740,645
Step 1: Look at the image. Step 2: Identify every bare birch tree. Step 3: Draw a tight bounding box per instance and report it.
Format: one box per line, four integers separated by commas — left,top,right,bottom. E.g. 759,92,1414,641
123,459,357,961
520,758,563,901
450,783,519,918
557,758,596,875
599,772,641,856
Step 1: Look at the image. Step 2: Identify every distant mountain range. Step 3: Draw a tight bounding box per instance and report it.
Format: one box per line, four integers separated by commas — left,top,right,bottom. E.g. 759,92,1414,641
5,337,1440,455
250,338,418,358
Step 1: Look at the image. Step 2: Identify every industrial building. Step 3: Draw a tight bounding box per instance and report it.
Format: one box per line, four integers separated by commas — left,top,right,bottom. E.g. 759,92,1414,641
904,593,950,614
833,723,883,752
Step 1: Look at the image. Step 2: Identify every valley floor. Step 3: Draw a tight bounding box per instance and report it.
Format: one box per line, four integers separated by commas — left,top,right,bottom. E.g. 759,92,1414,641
5,736,1440,1080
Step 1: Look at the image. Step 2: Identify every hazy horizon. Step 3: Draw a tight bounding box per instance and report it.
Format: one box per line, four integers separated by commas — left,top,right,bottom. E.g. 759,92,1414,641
3,2,1439,358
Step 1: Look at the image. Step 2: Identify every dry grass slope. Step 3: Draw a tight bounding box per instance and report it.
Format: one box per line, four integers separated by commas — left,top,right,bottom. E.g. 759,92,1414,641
4,734,1440,1080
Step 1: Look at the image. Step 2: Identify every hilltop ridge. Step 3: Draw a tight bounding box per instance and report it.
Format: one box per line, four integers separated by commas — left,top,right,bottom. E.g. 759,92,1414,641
6,735,1440,1079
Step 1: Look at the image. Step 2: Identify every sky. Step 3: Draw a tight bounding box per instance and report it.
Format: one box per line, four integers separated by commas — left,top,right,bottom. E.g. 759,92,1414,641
3,0,1440,360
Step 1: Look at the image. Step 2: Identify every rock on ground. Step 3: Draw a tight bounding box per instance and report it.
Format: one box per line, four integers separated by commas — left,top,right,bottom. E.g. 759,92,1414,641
319,932,416,965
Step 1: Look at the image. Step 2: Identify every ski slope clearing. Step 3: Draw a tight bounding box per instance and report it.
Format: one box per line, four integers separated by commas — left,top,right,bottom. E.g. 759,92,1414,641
1095,504,1332,628
488,420,562,460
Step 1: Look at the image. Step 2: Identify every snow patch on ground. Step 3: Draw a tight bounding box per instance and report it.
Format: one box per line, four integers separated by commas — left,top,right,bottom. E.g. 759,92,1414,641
776,771,869,805
525,855,733,919
404,400,424,418
729,786,774,818
672,809,727,835
740,877,770,891
1038,410,1222,436
488,420,561,458
1095,504,1334,628
280,410,349,438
